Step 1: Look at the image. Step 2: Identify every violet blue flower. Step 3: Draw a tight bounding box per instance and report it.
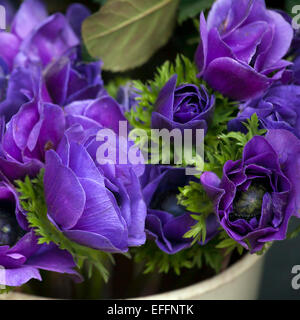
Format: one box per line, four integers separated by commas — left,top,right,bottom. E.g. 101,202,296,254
142,166,219,254
152,75,215,134
43,125,147,252
228,85,300,139
201,130,300,253
0,64,52,122
0,0,79,71
45,49,105,106
0,179,79,287
0,85,65,181
195,0,293,101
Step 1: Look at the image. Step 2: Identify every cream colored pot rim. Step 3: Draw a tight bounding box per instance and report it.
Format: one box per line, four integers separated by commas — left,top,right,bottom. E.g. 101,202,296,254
0,252,263,300
136,252,263,300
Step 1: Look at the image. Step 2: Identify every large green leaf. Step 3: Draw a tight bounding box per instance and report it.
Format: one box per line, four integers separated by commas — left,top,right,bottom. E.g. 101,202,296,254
178,0,214,24
82,0,180,72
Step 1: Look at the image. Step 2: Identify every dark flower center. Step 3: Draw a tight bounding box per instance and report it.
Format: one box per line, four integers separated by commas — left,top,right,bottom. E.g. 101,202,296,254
0,201,24,247
231,183,268,222
44,140,54,151
151,191,186,217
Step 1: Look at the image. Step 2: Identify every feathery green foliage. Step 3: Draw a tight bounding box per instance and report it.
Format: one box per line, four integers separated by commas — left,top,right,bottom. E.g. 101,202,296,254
15,171,112,282
133,239,224,276
205,113,267,177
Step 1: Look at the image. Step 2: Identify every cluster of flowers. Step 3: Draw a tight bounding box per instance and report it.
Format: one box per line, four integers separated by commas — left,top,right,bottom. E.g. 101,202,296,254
0,0,299,288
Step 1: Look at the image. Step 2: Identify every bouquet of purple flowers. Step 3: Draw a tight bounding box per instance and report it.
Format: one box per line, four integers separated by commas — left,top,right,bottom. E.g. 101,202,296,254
0,0,299,298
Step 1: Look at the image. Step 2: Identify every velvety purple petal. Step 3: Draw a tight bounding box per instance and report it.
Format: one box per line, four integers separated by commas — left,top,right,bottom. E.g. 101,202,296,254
200,171,224,204
45,55,71,105
195,12,208,75
204,57,270,100
44,150,86,229
163,213,196,242
0,157,43,181
266,130,300,216
224,21,267,63
66,3,91,38
18,13,79,67
85,97,126,134
146,210,175,254
37,103,65,156
206,28,236,67
207,0,253,36
64,230,127,253
11,0,48,40
154,75,177,120
256,11,293,70
72,178,128,250
0,32,20,70
26,243,81,282
2,266,41,287
68,142,104,183
152,111,208,133
242,135,280,171
11,100,39,151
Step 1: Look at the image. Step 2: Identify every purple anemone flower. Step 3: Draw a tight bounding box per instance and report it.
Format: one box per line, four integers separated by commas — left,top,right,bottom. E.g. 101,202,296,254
43,125,147,253
142,166,219,254
201,130,300,253
44,49,105,106
0,180,79,287
152,75,215,134
228,85,300,139
0,79,65,181
195,0,293,101
0,0,79,71
0,65,52,122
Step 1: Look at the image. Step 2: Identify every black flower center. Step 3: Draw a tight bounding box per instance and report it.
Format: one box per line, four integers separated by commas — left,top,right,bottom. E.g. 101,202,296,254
231,183,268,222
151,191,186,217
0,202,24,247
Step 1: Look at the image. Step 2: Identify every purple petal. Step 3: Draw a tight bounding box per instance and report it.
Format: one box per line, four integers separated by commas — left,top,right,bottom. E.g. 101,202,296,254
153,75,177,120
44,150,86,230
11,0,48,40
66,3,91,38
204,57,270,100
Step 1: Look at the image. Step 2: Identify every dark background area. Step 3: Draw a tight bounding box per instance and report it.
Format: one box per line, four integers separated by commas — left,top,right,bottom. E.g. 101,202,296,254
258,218,300,300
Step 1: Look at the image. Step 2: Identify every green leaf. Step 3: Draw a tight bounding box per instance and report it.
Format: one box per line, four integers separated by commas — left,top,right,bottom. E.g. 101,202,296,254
15,171,112,282
178,0,214,23
82,0,180,72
